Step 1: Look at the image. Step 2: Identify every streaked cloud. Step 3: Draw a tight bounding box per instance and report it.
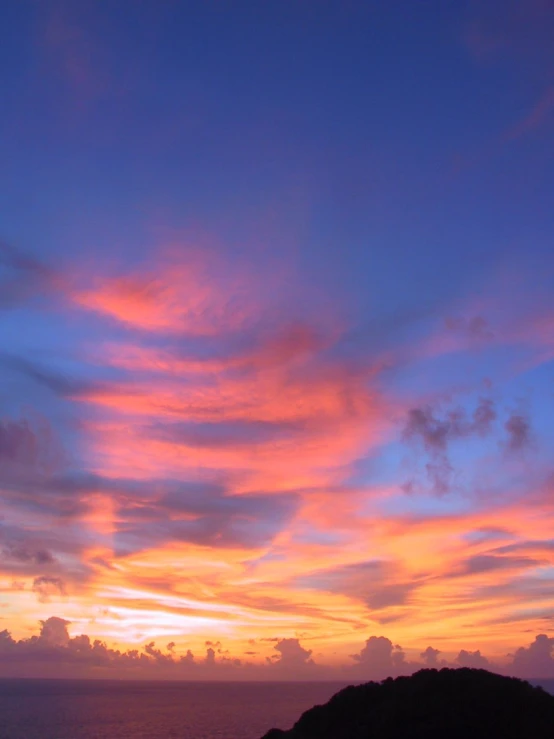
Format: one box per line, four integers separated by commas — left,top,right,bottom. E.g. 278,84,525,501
0,238,552,670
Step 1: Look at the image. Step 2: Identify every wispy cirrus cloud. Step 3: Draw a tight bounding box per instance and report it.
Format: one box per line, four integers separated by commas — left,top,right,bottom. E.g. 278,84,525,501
0,236,552,665
0,242,59,310
71,251,258,335
62,253,385,498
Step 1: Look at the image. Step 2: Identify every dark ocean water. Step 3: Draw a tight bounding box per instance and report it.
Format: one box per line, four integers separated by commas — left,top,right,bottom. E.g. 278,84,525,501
1,678,552,739
0,679,348,739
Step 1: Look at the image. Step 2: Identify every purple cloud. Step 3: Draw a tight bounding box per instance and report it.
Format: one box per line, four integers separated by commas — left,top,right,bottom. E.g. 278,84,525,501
420,646,441,666
403,398,502,494
456,649,490,668
511,634,554,678
0,619,553,682
505,412,532,452
350,636,407,678
32,576,66,603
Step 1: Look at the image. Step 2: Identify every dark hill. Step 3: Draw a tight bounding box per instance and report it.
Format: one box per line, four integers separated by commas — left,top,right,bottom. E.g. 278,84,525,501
260,668,554,739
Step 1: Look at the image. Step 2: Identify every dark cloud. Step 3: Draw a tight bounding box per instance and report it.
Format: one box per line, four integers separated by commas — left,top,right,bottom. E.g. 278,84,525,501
445,315,494,342
0,421,96,583
492,540,554,555
89,556,115,570
472,398,497,435
424,457,454,496
0,461,295,558
295,560,418,613
456,554,543,577
295,560,382,590
0,469,90,520
0,355,100,398
469,572,554,606
0,486,88,520
144,641,173,664
41,471,284,527
480,607,554,628
32,576,66,603
404,398,496,452
146,419,306,449
404,407,459,452
403,398,497,494
365,583,417,610
114,487,296,553
43,472,154,497
0,242,56,309
0,417,48,468
219,591,365,629
464,527,514,544
505,412,532,452
0,414,77,525
2,545,55,566
0,521,89,587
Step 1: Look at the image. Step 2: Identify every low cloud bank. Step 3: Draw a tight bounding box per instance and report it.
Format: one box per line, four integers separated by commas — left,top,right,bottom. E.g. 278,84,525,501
0,618,553,681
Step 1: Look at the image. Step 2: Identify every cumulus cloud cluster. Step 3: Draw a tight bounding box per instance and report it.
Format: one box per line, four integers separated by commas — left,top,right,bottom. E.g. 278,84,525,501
1,619,553,682
0,618,320,679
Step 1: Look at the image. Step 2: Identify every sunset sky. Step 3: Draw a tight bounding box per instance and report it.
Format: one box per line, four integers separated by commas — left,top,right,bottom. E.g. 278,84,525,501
1,0,554,679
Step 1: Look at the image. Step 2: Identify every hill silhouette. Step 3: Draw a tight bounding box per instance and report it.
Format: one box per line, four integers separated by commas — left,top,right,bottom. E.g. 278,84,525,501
260,668,554,739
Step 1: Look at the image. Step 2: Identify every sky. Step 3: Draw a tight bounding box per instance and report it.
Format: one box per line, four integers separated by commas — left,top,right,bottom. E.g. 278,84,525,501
1,0,554,680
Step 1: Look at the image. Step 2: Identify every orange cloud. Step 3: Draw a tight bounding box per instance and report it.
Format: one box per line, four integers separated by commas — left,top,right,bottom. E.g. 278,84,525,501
2,245,553,668
72,250,258,334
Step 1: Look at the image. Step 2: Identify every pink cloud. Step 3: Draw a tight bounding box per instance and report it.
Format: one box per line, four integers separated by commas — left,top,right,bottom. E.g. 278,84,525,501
71,249,261,335
66,252,386,493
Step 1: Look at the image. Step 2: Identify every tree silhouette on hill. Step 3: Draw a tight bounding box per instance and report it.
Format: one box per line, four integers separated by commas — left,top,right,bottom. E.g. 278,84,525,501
261,668,554,739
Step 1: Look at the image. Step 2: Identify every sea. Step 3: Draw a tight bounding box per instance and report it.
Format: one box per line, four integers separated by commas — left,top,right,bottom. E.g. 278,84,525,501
0,678,552,739
0,679,349,739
